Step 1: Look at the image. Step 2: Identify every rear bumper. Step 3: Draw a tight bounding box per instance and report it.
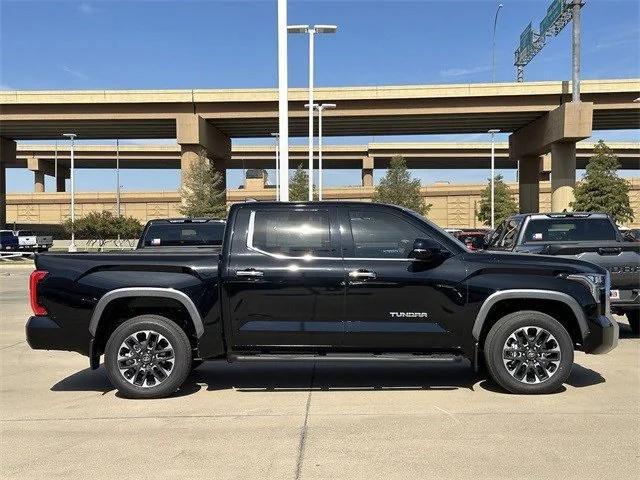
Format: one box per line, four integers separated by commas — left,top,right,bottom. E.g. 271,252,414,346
583,314,619,355
610,289,639,311
26,316,76,352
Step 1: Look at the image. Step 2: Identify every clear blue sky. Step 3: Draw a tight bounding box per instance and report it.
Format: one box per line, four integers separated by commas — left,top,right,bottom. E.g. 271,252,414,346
2,0,639,192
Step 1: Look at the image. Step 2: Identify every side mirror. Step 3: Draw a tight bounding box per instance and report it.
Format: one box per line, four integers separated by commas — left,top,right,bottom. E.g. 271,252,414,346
409,238,444,261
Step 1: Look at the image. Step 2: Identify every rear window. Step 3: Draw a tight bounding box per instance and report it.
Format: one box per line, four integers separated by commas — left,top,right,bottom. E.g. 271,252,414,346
142,223,225,247
18,231,34,236
523,218,617,243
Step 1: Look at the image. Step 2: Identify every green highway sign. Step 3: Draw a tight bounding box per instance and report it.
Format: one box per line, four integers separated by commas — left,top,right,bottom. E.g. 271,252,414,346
540,0,565,36
519,22,534,52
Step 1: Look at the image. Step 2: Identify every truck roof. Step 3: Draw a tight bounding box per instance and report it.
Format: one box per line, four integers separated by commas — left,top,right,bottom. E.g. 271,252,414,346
145,218,226,224
509,212,611,220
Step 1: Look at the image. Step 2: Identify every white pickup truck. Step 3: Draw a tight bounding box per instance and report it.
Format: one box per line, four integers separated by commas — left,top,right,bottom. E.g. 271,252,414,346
16,230,53,252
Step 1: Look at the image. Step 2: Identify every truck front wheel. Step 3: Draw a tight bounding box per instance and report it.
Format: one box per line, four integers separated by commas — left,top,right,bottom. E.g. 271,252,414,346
484,311,574,394
104,314,192,399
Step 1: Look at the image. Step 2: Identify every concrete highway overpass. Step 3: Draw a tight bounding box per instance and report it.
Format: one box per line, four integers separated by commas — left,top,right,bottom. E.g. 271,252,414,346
7,141,640,193
1,79,638,138
1,78,639,225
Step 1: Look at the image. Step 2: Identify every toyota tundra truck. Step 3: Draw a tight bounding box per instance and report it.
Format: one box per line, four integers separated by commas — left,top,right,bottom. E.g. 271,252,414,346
26,202,618,398
485,212,640,334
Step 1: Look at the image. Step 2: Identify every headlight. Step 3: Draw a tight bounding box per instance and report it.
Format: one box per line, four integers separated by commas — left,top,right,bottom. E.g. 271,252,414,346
564,273,608,303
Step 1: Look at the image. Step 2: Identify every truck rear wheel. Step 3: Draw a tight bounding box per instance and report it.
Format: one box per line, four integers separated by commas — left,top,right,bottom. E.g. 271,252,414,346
104,314,192,399
626,311,640,336
484,311,574,394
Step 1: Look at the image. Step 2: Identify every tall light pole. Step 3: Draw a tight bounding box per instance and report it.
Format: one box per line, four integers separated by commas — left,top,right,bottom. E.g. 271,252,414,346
54,140,58,185
277,0,289,201
307,103,336,201
492,3,504,83
571,0,581,102
271,132,280,201
63,133,77,252
288,24,337,201
488,129,500,229
116,139,121,217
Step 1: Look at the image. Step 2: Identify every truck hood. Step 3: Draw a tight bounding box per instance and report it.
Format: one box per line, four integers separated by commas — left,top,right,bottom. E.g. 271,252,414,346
464,250,607,275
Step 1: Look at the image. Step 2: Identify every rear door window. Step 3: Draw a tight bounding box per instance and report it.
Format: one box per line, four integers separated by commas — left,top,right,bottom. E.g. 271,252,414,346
250,209,335,258
522,218,617,242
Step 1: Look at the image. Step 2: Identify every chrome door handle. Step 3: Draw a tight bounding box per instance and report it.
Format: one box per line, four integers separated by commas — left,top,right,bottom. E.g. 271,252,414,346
236,269,264,277
349,269,377,279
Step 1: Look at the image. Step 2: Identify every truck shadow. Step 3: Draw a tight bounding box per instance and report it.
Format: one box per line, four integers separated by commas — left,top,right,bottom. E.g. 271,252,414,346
51,360,605,398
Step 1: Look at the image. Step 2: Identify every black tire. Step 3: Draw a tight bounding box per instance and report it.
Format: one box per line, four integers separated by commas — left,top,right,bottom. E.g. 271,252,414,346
626,310,640,336
484,310,574,394
104,314,192,399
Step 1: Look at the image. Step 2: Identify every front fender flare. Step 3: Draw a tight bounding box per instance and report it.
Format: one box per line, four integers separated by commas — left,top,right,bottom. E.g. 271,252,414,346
471,289,589,341
88,287,205,338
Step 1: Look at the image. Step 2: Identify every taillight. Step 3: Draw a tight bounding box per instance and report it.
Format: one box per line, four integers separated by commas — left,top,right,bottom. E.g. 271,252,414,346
29,270,48,316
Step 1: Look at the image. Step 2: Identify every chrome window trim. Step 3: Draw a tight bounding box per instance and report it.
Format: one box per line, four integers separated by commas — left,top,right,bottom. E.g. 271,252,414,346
246,210,418,262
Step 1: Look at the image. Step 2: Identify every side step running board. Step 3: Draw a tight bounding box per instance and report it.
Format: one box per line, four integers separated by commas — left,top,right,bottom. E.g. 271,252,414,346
230,353,463,363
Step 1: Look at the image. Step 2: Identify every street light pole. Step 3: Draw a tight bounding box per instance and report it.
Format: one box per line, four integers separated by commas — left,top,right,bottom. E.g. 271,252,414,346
313,103,336,201
63,133,77,252
288,24,337,201
116,139,121,217
277,0,289,201
571,0,581,102
271,132,280,201
488,129,500,229
492,3,504,83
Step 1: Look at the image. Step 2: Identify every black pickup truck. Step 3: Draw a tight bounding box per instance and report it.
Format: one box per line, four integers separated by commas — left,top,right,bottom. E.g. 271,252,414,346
485,212,640,334
27,202,618,398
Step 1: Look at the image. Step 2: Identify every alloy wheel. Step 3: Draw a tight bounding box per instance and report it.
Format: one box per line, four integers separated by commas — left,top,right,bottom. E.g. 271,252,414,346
502,325,561,384
117,330,175,388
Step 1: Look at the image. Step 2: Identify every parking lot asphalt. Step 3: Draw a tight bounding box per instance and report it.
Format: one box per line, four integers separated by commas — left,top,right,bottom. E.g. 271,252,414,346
1,267,638,480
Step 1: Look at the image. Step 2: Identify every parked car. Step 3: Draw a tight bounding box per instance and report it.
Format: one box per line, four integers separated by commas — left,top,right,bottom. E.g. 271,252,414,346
136,218,226,250
453,229,489,251
0,230,19,251
621,228,640,242
485,212,640,334
27,201,618,398
16,230,53,252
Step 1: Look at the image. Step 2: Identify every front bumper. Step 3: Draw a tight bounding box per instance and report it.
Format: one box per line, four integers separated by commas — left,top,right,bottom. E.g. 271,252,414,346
583,314,619,355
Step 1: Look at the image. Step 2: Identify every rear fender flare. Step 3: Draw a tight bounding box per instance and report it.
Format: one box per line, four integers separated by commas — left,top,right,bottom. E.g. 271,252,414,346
88,287,204,338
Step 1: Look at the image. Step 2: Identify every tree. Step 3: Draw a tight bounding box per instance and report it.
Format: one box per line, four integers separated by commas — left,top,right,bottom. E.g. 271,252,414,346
571,140,634,224
289,164,310,201
477,174,518,226
179,148,227,218
63,211,143,247
372,155,430,215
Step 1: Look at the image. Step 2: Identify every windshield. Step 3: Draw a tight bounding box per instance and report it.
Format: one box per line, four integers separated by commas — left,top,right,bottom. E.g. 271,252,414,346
522,218,617,243
142,223,226,247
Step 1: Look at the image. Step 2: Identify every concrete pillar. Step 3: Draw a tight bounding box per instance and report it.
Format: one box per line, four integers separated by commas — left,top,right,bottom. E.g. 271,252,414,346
0,138,16,228
519,156,542,213
551,142,577,212
56,172,66,192
362,156,374,187
34,170,45,193
539,154,551,181
177,115,230,196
